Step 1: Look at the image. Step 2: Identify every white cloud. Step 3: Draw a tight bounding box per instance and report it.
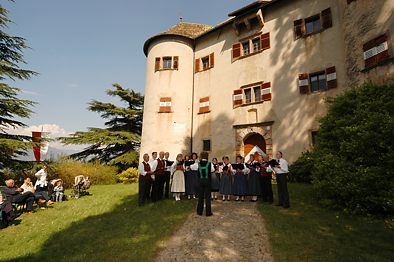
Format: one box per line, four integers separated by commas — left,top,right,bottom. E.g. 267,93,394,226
21,89,39,96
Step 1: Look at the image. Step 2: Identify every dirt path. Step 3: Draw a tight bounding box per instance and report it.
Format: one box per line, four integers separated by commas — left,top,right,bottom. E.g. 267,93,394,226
155,200,274,262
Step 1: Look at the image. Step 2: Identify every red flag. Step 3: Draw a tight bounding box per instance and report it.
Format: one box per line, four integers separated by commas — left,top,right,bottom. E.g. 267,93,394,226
32,131,41,161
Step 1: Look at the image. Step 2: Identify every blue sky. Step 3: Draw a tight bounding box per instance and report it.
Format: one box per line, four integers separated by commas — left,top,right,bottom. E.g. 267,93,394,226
4,0,253,138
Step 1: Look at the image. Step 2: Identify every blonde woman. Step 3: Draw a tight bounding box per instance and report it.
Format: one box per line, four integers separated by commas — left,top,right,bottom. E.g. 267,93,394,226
171,154,185,201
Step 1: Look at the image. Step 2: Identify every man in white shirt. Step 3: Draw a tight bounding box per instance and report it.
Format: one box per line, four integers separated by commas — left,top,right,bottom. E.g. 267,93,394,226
147,152,157,200
138,153,153,206
34,164,48,192
273,151,290,208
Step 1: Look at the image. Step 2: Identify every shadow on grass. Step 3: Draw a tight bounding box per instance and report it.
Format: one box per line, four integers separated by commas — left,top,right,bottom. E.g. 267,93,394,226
260,183,394,262
10,194,194,262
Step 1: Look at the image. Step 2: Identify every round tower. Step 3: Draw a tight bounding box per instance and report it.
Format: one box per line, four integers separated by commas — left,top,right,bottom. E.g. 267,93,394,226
140,23,212,161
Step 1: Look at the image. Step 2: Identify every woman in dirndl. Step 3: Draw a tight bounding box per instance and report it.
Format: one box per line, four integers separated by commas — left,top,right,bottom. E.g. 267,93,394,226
171,154,185,201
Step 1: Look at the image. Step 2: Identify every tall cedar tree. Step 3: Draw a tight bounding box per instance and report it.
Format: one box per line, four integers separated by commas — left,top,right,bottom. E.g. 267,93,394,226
0,4,37,168
60,84,143,170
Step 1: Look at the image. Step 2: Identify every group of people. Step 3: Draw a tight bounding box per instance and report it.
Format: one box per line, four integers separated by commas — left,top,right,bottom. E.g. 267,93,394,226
138,150,291,216
0,164,66,227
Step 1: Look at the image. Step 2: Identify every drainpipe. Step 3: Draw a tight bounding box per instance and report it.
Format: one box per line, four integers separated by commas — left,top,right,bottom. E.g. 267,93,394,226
190,39,196,155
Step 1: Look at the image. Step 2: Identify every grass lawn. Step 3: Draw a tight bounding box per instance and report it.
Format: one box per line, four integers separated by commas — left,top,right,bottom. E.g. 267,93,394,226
0,184,194,262
260,183,394,262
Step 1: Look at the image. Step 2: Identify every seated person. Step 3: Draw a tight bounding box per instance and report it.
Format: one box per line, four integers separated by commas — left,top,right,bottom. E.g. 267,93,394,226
0,188,20,223
3,179,35,214
53,180,64,202
20,178,53,205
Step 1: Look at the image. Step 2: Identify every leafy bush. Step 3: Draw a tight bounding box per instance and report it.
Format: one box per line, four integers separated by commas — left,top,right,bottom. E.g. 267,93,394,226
53,159,117,188
289,151,314,183
311,83,394,216
117,167,139,184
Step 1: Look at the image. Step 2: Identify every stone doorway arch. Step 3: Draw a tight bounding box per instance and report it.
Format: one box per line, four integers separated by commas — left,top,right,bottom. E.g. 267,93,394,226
234,121,273,158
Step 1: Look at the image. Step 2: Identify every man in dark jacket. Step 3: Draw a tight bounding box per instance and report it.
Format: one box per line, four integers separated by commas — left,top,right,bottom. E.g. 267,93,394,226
3,180,36,213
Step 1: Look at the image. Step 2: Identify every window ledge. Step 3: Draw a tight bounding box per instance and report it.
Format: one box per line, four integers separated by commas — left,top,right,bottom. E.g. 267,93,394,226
232,48,268,62
155,68,178,72
198,110,211,115
196,66,214,74
361,57,394,73
237,100,266,108
158,111,173,114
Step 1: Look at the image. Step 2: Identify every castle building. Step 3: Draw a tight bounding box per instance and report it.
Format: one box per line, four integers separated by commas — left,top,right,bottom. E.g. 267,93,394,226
140,0,394,163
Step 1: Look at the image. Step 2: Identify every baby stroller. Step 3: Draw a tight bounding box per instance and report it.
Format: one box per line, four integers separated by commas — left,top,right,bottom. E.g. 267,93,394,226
70,175,91,199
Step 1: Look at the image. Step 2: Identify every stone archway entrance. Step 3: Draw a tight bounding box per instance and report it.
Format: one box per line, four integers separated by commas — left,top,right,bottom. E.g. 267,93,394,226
234,121,273,158
244,133,266,161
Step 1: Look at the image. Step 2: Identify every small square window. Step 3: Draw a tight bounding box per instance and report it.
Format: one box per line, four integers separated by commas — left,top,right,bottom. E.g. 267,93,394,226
253,86,261,102
310,72,327,92
242,41,250,56
201,56,210,70
252,38,261,52
244,88,252,104
305,16,321,35
203,140,211,151
163,57,172,69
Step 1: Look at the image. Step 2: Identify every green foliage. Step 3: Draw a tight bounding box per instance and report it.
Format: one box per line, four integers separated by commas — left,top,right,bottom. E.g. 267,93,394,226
52,159,117,188
260,183,394,261
60,84,143,170
311,83,394,216
117,167,139,184
0,4,37,167
289,151,314,183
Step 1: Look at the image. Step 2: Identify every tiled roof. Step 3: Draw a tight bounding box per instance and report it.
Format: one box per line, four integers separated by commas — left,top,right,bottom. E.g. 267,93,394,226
160,22,213,39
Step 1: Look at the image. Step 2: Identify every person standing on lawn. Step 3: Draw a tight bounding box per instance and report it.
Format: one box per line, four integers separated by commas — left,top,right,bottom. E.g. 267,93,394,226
273,151,290,208
138,153,154,206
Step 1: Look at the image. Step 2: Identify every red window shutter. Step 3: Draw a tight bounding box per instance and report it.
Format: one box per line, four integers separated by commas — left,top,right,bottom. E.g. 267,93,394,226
321,8,332,29
325,66,337,89
298,73,310,94
233,89,243,107
199,96,210,113
159,97,172,113
173,56,179,70
232,43,241,60
261,82,272,101
155,57,160,72
195,59,200,73
294,19,305,40
374,33,390,63
209,53,214,68
261,33,270,50
363,38,378,68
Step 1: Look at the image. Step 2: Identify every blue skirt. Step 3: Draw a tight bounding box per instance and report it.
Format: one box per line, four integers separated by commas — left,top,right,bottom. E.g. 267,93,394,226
211,172,220,192
185,170,198,195
248,170,262,196
219,172,232,195
232,172,248,196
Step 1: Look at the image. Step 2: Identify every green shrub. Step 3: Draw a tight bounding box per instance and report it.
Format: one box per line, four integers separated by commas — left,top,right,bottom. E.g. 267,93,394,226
53,159,117,188
311,82,394,216
117,167,139,184
289,151,314,183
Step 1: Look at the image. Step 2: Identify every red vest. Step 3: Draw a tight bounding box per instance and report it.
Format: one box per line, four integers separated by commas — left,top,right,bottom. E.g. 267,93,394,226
156,158,165,176
141,162,152,180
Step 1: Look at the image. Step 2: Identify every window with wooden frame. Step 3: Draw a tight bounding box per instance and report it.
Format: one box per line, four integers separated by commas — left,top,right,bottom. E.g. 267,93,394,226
154,56,179,72
232,32,270,61
298,66,337,94
363,32,391,69
159,97,172,113
195,53,214,73
232,81,272,108
294,8,332,40
310,71,327,92
198,96,210,114
244,88,252,104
